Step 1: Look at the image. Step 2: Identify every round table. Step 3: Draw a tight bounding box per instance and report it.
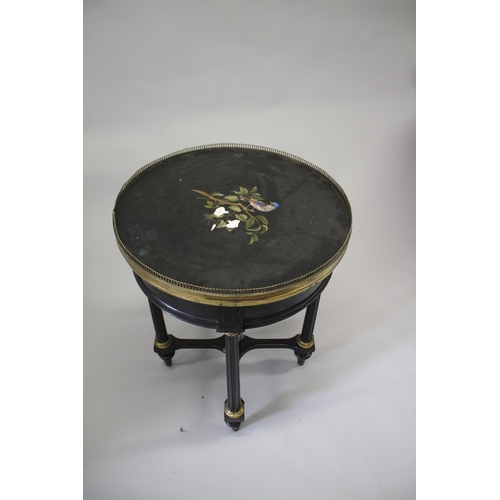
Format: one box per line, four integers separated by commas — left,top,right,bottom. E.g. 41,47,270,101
113,144,352,430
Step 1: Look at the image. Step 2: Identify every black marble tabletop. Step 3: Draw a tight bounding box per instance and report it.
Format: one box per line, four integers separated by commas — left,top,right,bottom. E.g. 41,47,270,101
113,145,351,295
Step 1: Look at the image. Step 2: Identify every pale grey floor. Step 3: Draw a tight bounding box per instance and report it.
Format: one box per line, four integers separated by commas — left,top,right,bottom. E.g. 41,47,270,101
84,1,415,498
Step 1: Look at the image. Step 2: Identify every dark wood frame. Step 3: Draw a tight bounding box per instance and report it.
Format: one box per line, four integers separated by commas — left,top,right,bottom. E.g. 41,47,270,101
135,273,330,431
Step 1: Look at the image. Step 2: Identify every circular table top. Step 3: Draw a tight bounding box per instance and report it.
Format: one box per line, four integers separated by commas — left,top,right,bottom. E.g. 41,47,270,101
113,144,352,306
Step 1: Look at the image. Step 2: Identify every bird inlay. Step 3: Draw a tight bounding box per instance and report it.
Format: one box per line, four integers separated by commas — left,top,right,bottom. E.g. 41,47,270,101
193,186,279,245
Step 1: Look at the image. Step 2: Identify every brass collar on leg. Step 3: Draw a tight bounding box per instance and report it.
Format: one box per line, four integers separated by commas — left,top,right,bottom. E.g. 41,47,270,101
155,336,172,349
297,335,315,349
224,400,245,419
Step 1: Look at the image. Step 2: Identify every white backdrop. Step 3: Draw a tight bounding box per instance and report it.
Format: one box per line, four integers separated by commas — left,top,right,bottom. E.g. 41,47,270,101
84,1,415,498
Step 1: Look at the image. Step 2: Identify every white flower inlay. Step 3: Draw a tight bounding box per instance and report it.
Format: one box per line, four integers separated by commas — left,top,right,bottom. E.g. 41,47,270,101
214,207,228,217
226,219,240,229
211,224,216,231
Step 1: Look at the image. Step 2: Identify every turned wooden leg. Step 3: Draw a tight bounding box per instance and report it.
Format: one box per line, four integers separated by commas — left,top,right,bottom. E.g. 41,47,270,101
296,296,320,365
224,333,245,431
149,299,175,366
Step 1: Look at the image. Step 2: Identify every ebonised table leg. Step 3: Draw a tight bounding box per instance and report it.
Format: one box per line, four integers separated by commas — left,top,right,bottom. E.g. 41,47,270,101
149,298,175,366
224,333,245,431
296,295,320,365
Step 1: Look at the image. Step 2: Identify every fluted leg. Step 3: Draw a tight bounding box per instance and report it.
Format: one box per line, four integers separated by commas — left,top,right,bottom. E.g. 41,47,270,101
296,296,320,365
224,333,244,431
149,299,174,366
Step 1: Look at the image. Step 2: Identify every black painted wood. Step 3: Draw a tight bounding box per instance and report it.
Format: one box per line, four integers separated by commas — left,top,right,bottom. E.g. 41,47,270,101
225,335,241,412
146,272,322,430
224,333,244,431
114,146,352,429
135,273,330,330
148,298,169,343
296,297,320,365
300,296,320,344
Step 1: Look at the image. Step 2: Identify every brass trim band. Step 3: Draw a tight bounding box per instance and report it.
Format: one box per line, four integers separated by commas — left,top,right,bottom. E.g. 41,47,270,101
155,337,173,349
114,214,349,306
297,335,315,349
224,400,245,419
